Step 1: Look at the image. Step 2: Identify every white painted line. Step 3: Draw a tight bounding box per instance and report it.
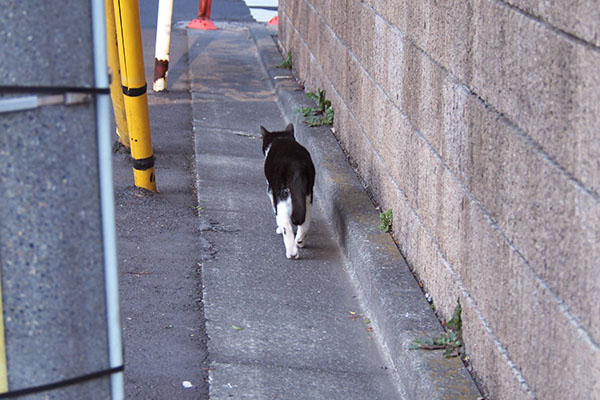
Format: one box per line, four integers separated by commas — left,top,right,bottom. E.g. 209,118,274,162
249,8,277,22
244,0,277,7
243,0,278,22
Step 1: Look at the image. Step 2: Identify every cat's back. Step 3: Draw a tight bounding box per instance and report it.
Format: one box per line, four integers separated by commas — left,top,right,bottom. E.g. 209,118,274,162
266,137,313,165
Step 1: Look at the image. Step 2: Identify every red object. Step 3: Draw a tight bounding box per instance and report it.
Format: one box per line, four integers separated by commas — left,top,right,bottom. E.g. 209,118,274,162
267,16,279,26
187,0,217,30
187,18,217,30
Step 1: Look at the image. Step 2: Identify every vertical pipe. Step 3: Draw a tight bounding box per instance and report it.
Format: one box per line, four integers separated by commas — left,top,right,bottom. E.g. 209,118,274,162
153,0,173,92
187,0,217,30
113,0,157,192
105,0,130,147
0,270,7,393
91,1,124,399
198,0,212,19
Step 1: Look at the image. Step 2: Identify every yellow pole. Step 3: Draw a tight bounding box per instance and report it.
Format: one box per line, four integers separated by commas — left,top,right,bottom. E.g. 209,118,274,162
113,0,157,192
105,0,130,148
0,270,7,393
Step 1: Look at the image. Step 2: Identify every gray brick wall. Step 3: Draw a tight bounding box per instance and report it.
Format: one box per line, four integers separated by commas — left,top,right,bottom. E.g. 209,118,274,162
279,0,600,398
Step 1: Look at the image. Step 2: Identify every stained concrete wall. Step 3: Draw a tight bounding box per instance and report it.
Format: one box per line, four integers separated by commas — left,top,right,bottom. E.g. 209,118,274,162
0,2,112,398
279,1,600,399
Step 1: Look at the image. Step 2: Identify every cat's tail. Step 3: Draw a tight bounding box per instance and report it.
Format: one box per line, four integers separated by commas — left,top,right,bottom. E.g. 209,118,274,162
290,171,308,226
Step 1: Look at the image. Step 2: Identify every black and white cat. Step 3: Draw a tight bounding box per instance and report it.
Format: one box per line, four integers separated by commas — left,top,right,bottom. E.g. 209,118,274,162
261,124,315,259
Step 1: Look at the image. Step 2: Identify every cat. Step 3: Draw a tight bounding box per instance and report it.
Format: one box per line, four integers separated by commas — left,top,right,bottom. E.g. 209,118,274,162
261,123,315,259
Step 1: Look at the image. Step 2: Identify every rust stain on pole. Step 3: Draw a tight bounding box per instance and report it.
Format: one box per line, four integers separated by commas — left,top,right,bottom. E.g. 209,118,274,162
153,59,169,90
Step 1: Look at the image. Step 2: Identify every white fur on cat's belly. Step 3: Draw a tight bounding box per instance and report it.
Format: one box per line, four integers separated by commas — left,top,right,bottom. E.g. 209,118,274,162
276,197,298,259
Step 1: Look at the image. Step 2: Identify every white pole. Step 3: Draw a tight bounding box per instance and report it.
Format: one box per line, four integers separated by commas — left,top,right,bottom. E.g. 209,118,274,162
153,0,174,92
91,0,124,398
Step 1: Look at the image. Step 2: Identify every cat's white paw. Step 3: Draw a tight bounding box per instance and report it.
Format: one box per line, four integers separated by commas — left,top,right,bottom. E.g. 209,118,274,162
286,247,299,259
295,237,306,248
276,226,282,235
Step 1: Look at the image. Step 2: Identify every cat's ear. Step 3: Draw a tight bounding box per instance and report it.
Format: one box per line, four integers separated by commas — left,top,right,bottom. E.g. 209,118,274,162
260,126,269,137
285,123,294,133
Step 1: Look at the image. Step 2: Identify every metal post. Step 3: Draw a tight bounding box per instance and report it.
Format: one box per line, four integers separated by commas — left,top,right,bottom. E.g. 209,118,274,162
187,0,217,30
91,0,125,398
153,0,174,92
198,0,211,19
112,0,157,192
0,270,7,394
105,0,130,147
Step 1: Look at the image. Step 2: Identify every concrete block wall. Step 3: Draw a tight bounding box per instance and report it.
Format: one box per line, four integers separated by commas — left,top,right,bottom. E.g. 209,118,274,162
279,1,600,399
0,2,114,397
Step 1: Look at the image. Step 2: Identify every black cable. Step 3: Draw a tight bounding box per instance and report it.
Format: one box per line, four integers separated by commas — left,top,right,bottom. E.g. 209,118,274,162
0,365,124,398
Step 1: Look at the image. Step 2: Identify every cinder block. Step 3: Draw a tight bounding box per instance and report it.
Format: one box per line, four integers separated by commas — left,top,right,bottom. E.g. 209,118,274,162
347,50,598,400
471,0,600,194
396,120,599,398
393,155,599,400
355,108,540,399
366,0,600,195
295,0,311,44
500,249,600,400
459,92,600,343
446,186,600,399
505,0,600,46
357,8,377,77
369,169,534,400
326,0,600,344
461,297,537,400
367,0,477,85
278,2,600,399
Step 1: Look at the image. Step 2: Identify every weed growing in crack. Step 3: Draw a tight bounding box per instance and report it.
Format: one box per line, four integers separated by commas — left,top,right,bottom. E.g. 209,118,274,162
297,88,334,127
278,52,292,69
410,301,465,358
377,209,393,233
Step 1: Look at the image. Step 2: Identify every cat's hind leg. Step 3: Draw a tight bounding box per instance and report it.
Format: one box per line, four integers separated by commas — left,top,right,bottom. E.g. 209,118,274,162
276,197,298,259
267,185,282,234
295,195,312,248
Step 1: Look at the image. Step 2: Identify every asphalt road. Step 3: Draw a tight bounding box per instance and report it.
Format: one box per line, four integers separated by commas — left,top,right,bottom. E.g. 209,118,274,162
114,1,259,398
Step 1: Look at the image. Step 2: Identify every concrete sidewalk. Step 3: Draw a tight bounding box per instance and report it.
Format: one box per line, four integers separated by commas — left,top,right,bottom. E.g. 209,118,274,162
186,22,481,399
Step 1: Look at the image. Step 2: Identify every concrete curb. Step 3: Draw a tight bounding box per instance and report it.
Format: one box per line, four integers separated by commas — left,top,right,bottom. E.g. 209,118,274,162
249,24,482,399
